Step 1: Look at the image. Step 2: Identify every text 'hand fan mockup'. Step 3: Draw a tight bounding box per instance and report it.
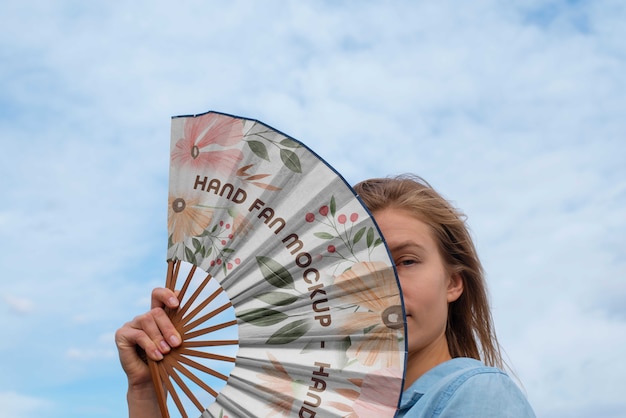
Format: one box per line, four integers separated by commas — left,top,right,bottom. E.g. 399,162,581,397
149,111,407,418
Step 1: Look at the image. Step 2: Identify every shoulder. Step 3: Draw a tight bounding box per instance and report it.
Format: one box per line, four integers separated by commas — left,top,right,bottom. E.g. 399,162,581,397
442,366,535,415
400,358,536,418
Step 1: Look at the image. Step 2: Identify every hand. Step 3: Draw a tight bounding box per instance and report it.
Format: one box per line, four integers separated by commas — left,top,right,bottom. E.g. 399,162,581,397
115,287,182,392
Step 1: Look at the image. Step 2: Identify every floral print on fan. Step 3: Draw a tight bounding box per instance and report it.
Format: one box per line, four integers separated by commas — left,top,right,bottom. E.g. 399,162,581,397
305,196,384,271
167,194,214,244
256,352,300,417
238,255,312,344
168,200,252,274
334,262,404,368
328,367,402,417
171,112,244,174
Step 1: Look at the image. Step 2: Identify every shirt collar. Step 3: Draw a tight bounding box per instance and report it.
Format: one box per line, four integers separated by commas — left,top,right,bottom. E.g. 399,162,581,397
399,357,483,410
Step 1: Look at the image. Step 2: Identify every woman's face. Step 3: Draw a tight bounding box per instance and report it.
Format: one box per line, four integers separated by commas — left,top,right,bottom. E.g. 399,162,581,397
374,208,463,359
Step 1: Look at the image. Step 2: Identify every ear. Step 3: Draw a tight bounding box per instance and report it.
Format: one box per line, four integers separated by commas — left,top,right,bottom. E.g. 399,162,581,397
447,273,464,303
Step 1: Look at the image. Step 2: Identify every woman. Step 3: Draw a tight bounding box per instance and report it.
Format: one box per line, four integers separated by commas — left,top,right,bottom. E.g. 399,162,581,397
115,174,535,417
354,175,535,416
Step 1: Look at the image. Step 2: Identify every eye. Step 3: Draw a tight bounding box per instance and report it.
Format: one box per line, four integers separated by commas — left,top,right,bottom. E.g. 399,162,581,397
396,257,420,267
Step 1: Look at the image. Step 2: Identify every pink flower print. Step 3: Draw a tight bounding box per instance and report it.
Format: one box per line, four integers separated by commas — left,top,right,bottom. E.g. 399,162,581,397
172,113,244,174
328,368,402,417
349,368,403,417
334,262,404,368
256,353,296,417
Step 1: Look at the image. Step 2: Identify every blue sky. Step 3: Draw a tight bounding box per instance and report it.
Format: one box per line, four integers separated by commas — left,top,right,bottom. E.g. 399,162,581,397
1,1,625,417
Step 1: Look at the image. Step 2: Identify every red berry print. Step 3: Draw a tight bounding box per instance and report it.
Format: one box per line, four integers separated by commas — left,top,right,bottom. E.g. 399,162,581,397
305,212,315,222
319,206,329,216
338,214,347,224
350,213,358,222
327,245,336,253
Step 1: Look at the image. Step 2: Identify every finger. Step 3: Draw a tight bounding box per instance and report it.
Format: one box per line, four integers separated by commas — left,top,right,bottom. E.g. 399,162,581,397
139,307,182,349
151,287,179,310
116,322,163,362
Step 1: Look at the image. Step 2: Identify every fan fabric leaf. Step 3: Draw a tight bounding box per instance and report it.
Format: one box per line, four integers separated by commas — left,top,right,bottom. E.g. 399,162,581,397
238,308,288,327
255,292,299,307
266,319,311,344
247,140,270,161
279,148,302,173
256,256,295,289
353,227,366,244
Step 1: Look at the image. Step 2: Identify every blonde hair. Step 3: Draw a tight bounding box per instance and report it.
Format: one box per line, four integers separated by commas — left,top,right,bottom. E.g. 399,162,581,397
354,174,503,369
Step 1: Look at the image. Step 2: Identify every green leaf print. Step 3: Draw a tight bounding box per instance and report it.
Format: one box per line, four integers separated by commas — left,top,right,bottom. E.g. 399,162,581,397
366,227,375,247
256,291,298,307
248,140,270,161
267,319,311,344
280,149,302,173
238,308,287,326
280,138,301,148
353,226,366,244
256,256,295,289
314,232,335,240
184,246,195,263
330,196,336,216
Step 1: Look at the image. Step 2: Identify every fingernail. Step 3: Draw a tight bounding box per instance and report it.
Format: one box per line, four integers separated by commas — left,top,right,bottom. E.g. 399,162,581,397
154,350,163,360
168,297,179,307
160,340,170,352
169,335,180,346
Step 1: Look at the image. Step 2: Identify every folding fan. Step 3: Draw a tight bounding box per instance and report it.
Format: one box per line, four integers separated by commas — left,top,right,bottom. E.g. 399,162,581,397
149,111,407,417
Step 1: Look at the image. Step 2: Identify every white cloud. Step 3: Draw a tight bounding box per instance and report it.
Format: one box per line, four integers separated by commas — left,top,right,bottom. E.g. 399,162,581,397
0,391,52,418
3,294,35,314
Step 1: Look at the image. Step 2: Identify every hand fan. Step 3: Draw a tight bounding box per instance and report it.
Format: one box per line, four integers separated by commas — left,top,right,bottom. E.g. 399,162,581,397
149,111,407,417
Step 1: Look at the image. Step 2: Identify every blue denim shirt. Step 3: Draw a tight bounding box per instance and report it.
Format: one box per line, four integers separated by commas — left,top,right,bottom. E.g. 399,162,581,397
397,357,536,417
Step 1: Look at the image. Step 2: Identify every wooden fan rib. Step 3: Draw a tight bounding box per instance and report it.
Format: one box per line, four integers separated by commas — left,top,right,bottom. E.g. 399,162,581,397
183,319,238,340
165,260,175,290
162,358,201,415
183,339,238,348
159,361,190,418
174,264,198,309
165,259,183,291
148,360,170,418
178,347,236,363
172,273,212,322
183,301,232,333
171,353,224,392
180,287,224,328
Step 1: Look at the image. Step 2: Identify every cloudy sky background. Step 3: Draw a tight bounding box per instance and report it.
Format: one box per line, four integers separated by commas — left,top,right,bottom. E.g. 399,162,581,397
1,0,625,417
